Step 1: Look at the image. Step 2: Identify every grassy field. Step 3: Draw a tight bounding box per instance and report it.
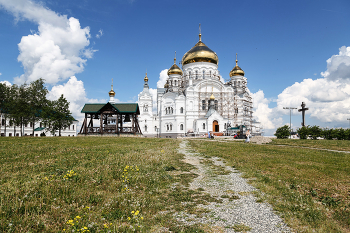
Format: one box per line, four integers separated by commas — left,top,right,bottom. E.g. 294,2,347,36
1,137,350,232
0,136,215,233
189,139,350,233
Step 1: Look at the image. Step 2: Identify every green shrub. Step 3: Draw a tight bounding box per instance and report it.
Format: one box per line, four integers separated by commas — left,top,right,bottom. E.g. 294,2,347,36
297,126,309,139
309,125,322,140
274,125,290,139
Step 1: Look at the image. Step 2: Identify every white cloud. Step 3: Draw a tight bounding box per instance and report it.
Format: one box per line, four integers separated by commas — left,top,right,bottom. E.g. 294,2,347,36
0,73,2,76
157,69,168,88
252,90,283,132
96,29,103,38
321,46,350,81
252,46,350,135
0,80,11,86
47,76,107,123
0,0,95,85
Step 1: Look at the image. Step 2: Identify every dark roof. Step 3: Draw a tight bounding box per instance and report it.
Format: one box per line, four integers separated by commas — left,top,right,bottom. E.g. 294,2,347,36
81,103,140,114
34,127,45,131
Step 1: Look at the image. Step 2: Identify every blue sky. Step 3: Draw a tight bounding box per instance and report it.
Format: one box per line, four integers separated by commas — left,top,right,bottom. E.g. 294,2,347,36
1,0,350,135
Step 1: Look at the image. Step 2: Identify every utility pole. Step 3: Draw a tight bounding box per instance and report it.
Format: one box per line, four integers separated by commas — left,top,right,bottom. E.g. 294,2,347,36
283,107,297,139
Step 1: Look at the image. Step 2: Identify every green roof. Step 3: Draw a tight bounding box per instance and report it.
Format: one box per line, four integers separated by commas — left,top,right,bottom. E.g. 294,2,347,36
81,103,139,114
34,127,45,131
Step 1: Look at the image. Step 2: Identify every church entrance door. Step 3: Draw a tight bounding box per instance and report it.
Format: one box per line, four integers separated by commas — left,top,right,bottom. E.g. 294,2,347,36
213,120,219,132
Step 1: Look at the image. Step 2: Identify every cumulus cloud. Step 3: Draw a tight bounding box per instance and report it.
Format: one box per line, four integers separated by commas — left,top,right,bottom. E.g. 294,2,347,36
47,76,108,122
252,46,350,135
0,80,12,86
0,0,94,85
157,69,168,88
321,46,350,81
96,29,103,38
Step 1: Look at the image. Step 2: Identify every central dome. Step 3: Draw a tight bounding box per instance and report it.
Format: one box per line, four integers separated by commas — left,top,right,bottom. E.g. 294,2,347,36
182,34,219,66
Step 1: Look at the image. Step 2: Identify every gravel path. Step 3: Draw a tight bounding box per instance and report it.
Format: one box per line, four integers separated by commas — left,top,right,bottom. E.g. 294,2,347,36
177,140,292,233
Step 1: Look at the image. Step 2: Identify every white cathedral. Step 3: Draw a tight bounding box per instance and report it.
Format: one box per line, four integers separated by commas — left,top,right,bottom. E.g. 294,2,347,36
136,32,259,138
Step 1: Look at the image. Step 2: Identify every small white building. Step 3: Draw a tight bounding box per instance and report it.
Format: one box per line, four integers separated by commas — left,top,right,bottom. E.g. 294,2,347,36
0,116,78,137
138,32,258,138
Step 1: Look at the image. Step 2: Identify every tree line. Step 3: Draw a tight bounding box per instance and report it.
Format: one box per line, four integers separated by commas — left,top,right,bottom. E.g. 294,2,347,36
0,79,74,137
275,125,350,140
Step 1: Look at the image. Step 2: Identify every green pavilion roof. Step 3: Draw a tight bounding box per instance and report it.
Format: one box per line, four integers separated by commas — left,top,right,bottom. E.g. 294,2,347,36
81,103,140,114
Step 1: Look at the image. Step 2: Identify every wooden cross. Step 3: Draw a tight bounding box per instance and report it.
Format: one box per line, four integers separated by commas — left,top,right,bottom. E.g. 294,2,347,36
298,102,309,126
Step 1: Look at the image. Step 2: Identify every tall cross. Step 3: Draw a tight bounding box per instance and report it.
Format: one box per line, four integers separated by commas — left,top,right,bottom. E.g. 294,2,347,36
298,102,309,126
111,78,113,90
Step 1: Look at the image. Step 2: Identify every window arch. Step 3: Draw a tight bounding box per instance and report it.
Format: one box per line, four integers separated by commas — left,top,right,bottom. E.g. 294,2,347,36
145,125,147,132
203,123,205,130
214,100,218,110
170,124,172,130
167,124,169,131
143,104,148,112
180,124,183,130
224,123,226,129
180,107,183,113
203,70,205,79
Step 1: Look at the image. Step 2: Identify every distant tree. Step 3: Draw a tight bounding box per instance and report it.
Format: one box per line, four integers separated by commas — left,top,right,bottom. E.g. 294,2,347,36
308,125,322,140
322,128,333,140
345,129,350,140
0,83,10,136
297,126,309,139
28,79,49,135
44,94,74,136
274,125,290,139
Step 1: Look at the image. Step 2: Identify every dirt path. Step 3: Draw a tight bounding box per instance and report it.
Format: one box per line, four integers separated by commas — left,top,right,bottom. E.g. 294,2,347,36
177,140,292,233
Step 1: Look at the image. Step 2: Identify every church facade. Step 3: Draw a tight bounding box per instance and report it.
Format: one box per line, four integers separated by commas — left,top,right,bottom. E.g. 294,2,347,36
138,33,256,138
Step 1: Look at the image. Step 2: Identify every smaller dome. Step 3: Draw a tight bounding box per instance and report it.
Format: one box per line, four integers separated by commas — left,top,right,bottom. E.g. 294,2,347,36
164,81,169,88
210,93,215,100
168,53,183,76
144,72,149,82
109,89,115,97
230,54,245,77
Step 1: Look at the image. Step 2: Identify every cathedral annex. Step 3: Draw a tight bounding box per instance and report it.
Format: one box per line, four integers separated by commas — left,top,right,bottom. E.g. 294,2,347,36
138,31,257,138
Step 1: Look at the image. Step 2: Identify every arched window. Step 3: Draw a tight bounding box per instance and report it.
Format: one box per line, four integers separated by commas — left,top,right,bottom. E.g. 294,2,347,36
214,100,218,110
175,80,177,86
167,124,169,131
144,104,148,112
224,123,226,129
235,108,238,114
203,123,205,130
203,70,205,79
165,108,168,114
170,124,172,130
195,70,198,79
145,125,147,132
180,124,183,130
171,107,173,114
180,107,183,113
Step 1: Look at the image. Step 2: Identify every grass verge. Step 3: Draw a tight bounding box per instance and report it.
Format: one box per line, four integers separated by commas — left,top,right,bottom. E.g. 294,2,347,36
189,139,350,232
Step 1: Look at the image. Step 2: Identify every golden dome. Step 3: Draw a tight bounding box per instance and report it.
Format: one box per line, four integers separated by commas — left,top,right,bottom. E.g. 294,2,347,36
168,53,183,76
210,93,215,100
229,54,245,77
182,34,219,66
109,89,115,97
144,72,149,82
109,79,115,96
164,81,169,88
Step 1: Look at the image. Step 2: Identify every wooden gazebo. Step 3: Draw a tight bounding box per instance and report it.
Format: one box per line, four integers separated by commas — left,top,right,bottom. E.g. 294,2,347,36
79,102,141,135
